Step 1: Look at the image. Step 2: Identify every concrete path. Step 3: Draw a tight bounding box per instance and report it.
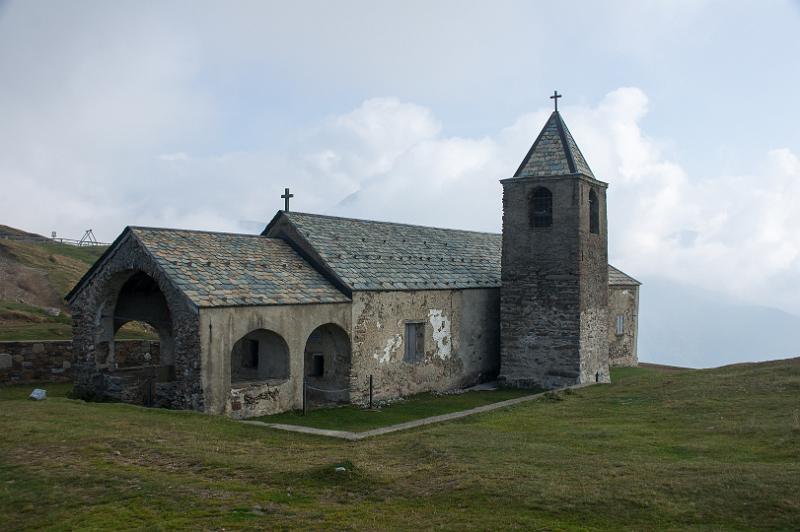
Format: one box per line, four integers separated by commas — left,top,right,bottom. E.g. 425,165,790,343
241,383,589,441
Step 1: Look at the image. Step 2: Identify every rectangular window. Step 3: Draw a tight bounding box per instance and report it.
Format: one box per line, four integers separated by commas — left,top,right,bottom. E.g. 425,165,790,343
615,315,624,336
242,339,259,368
310,353,325,377
404,321,425,363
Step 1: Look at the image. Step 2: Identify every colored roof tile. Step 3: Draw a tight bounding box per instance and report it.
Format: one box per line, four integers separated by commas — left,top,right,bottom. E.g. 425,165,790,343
514,111,595,178
276,212,633,291
130,227,350,307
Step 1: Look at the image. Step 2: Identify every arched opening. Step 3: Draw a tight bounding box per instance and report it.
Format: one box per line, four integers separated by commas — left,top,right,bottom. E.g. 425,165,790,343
101,271,175,381
589,189,600,234
304,323,351,404
89,270,177,407
530,187,553,228
230,329,289,385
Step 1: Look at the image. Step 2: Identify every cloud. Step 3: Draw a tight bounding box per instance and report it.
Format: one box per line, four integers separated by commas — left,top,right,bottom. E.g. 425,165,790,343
567,90,800,315
0,1,797,321
280,88,800,317
158,152,191,162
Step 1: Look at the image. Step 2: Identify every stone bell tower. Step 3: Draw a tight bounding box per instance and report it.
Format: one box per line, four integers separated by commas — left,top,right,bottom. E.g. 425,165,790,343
499,92,610,389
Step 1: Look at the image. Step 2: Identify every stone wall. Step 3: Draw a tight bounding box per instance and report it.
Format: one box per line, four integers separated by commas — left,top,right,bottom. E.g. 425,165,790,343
499,174,610,389
68,232,202,410
350,288,500,403
608,285,639,367
577,181,610,384
0,340,160,384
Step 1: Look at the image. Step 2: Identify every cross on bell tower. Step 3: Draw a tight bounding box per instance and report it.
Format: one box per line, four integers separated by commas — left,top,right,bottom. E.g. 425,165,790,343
550,90,562,112
281,188,294,212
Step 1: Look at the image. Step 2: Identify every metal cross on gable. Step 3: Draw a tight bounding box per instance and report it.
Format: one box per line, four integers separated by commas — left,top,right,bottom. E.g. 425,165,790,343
281,187,294,212
550,90,562,112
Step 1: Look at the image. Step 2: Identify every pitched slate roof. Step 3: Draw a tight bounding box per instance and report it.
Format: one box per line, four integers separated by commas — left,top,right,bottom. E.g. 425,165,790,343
274,212,502,290
130,227,350,307
271,212,635,292
514,111,595,178
608,265,642,286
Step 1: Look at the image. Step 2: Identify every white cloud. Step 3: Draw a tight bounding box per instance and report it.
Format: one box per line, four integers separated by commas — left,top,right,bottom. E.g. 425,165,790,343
561,89,800,315
0,1,797,320
281,88,800,316
158,152,191,162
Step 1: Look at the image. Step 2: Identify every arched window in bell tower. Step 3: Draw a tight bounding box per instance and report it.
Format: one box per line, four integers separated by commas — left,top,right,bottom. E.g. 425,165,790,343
589,189,600,234
530,187,553,228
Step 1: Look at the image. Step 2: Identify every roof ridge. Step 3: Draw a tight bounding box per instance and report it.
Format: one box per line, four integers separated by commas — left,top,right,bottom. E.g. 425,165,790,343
513,110,558,177
557,113,595,178
130,226,278,239
286,211,502,237
554,111,577,174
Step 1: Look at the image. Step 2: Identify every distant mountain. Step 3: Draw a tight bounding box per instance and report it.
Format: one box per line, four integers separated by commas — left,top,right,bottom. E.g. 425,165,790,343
638,277,800,368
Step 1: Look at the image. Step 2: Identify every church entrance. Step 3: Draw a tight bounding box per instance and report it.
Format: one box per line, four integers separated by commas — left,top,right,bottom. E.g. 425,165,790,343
303,323,351,405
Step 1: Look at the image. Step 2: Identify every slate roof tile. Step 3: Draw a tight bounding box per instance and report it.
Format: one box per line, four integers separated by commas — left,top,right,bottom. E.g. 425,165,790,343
608,265,642,286
130,227,350,307
281,212,634,291
514,111,595,179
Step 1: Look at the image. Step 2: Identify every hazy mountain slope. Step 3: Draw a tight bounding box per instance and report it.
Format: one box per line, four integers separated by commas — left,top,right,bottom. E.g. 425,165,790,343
638,277,800,368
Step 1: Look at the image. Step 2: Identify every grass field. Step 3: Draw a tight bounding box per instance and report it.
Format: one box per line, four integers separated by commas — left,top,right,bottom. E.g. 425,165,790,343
258,388,537,432
1,361,798,530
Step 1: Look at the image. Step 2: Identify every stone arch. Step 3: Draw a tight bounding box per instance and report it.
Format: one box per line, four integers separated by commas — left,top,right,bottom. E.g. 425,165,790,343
230,329,290,385
93,270,176,380
304,323,351,404
530,186,553,228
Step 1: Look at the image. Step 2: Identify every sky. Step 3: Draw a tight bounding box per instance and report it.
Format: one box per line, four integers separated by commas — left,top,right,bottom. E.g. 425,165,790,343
1,1,799,365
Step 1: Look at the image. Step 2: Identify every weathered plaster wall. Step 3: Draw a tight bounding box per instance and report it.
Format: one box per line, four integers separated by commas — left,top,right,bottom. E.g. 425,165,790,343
500,175,610,389
69,234,202,409
199,302,351,419
608,285,639,367
350,288,499,403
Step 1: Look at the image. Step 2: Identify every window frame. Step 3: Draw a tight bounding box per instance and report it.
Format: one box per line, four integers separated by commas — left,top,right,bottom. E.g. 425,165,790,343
403,321,426,364
242,339,259,369
530,187,553,228
310,353,325,377
615,315,624,336
589,189,600,235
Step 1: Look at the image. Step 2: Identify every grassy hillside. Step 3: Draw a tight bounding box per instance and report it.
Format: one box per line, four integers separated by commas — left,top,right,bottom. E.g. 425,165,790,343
1,361,798,530
0,226,155,340
0,228,107,340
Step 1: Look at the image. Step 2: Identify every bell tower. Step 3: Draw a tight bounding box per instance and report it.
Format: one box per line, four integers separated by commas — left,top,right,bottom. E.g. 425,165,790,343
499,93,610,388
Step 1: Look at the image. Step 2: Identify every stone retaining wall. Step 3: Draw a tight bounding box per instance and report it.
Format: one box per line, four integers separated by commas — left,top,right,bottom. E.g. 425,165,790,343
0,340,160,384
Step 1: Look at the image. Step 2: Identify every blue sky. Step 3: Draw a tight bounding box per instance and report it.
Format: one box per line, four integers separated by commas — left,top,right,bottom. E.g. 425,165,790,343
1,1,800,364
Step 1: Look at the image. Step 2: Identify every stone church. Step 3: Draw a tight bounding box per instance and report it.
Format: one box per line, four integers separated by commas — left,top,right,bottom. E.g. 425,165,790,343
67,107,640,418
